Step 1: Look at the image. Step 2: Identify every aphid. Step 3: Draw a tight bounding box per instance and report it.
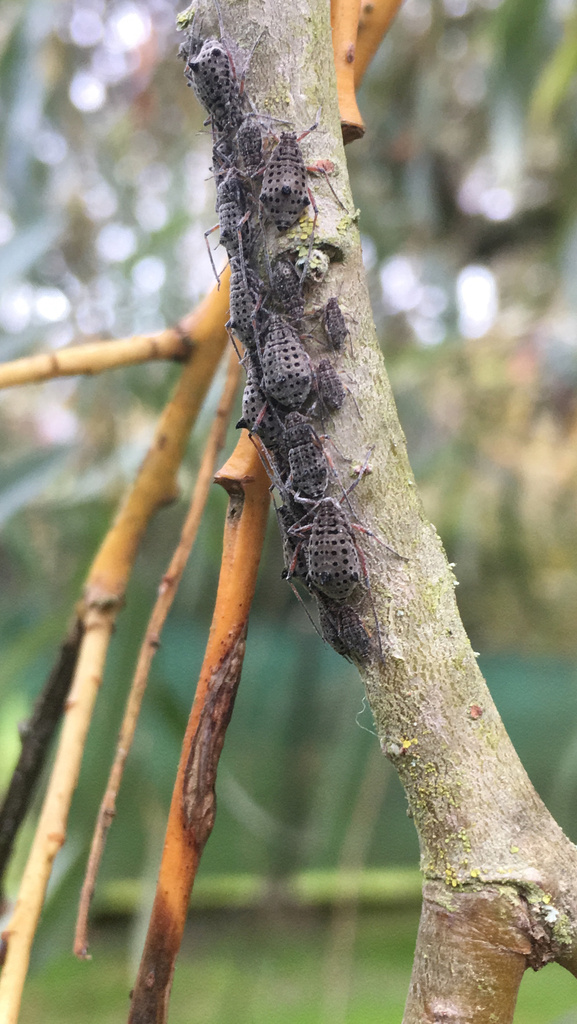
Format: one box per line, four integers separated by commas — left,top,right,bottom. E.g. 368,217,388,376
228,256,262,350
271,258,304,321
323,297,350,352
179,34,243,131
236,368,285,451
314,359,346,414
277,501,308,582
205,170,252,283
316,597,373,661
284,412,329,499
216,170,252,256
259,315,312,409
260,130,316,231
289,498,366,602
234,116,264,178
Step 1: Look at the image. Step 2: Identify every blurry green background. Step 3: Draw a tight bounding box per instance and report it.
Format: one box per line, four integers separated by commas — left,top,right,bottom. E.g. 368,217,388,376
2,0,577,1019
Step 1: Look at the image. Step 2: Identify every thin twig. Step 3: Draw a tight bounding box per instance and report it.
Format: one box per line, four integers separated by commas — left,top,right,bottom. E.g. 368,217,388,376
127,433,271,1024
0,616,84,898
0,327,191,390
74,349,241,959
0,605,115,1024
354,0,404,88
0,274,231,1024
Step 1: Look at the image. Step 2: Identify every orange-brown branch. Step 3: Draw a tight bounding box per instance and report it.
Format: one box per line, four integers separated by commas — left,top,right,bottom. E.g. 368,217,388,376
127,433,270,1024
355,0,404,87
332,0,366,143
74,350,241,960
330,0,404,142
0,329,191,390
86,267,231,607
0,276,232,1024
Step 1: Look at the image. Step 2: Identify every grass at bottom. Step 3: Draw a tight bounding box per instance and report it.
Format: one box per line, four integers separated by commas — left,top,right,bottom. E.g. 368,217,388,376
21,906,577,1023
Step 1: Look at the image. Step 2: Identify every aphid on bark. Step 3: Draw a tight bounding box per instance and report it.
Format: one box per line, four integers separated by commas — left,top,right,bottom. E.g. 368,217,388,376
323,297,350,352
284,412,329,499
287,498,365,602
260,128,317,231
271,258,304,321
314,359,346,415
234,116,264,178
277,501,309,583
236,366,285,451
259,314,312,409
227,256,262,351
179,34,244,132
205,170,252,284
316,597,373,662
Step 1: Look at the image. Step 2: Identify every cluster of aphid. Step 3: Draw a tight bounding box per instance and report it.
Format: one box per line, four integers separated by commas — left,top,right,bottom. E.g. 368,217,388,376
178,9,383,663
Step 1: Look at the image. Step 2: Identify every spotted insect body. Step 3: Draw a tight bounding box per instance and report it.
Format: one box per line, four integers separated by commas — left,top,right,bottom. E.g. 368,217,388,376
216,171,252,257
316,597,372,661
181,36,243,130
323,297,349,351
260,315,312,408
284,412,328,498
278,503,308,582
315,359,346,413
228,257,262,349
260,132,309,231
302,499,362,601
237,371,284,450
234,117,263,178
271,258,304,321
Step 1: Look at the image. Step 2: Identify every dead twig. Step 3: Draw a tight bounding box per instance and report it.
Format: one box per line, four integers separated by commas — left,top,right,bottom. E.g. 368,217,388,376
74,349,241,959
127,433,271,1024
0,617,84,898
0,326,191,389
0,273,231,1024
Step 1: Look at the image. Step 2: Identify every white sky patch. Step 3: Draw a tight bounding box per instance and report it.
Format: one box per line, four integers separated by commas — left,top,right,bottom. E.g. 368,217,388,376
135,195,168,232
457,265,498,338
69,71,106,112
96,223,137,262
132,256,166,295
0,211,15,246
478,186,515,222
33,130,68,166
380,255,423,312
69,7,104,47
0,284,34,333
106,5,152,52
34,288,71,323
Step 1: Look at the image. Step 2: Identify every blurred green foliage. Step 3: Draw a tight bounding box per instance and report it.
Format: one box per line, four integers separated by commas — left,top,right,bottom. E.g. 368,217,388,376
2,0,577,1015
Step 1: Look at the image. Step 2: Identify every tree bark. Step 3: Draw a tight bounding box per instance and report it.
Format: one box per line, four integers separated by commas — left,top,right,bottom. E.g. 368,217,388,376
221,0,577,1017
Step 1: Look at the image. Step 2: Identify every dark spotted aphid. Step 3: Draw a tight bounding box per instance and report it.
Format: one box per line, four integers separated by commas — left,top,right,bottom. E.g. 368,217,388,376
234,116,263,178
316,597,372,661
260,132,310,230
216,170,252,257
180,35,243,131
260,315,312,409
291,498,363,601
277,502,309,583
228,256,262,350
323,297,349,351
237,368,285,451
315,359,346,414
271,258,304,321
284,412,328,499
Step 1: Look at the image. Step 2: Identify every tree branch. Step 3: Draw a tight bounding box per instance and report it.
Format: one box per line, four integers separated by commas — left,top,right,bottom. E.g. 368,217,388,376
74,349,241,960
0,274,231,1024
127,433,271,1024
0,327,191,390
0,616,84,898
